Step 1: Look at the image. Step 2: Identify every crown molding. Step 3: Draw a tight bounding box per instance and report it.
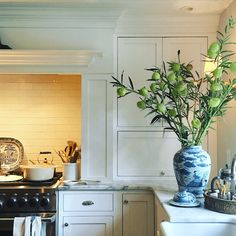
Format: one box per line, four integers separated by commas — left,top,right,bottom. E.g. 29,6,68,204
0,50,102,66
0,6,122,28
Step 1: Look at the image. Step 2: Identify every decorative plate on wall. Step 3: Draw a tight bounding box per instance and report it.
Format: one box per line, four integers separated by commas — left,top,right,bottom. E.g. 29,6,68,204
0,137,24,172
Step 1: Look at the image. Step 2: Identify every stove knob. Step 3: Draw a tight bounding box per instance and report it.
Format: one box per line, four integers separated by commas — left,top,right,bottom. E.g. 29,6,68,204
18,197,28,208
7,197,17,208
40,196,50,207
0,200,4,209
29,197,39,207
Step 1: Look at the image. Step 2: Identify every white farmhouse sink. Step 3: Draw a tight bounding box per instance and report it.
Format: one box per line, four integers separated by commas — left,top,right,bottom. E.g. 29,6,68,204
160,221,236,236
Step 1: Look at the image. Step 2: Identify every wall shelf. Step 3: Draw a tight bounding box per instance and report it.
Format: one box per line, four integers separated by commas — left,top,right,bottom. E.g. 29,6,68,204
0,50,103,66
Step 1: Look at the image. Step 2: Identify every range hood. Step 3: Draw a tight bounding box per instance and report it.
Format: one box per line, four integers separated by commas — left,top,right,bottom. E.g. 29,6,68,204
0,50,102,67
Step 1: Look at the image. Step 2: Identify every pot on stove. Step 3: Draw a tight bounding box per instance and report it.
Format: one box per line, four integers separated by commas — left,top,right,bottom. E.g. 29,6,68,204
20,164,56,181
20,151,56,181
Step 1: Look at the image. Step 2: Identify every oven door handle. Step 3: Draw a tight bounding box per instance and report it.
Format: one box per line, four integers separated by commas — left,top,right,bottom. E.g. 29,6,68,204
0,214,56,223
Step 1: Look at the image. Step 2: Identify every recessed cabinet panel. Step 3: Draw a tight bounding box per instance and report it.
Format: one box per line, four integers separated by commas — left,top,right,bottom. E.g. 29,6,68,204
85,78,108,178
63,216,113,236
63,193,113,212
163,37,207,77
122,193,154,236
117,38,162,127
117,132,181,177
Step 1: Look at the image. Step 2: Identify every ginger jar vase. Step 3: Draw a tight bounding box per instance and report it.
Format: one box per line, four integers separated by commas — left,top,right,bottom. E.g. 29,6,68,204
170,146,211,207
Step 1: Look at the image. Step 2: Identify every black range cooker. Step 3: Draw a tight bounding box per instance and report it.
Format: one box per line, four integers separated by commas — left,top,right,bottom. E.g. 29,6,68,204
0,173,62,236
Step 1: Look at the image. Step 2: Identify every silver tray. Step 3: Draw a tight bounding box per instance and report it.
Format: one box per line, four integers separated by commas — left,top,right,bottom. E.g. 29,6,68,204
204,190,236,214
0,137,24,172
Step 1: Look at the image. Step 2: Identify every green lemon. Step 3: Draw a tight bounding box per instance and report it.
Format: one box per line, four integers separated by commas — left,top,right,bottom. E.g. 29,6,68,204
179,89,188,97
192,118,201,129
177,76,183,82
210,82,223,92
137,101,146,109
207,49,218,59
167,72,176,83
152,72,161,80
209,42,220,53
150,83,158,92
186,64,193,71
176,81,187,93
172,63,181,72
159,81,167,91
208,97,221,108
117,87,127,97
230,62,236,72
168,109,177,117
213,67,223,78
156,103,166,113
139,87,149,97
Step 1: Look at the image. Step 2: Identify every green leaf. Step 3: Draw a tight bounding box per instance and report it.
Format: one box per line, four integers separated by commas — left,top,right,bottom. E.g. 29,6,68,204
128,76,134,89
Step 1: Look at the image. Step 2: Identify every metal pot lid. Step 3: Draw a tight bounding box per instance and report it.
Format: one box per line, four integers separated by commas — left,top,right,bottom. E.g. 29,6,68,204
0,137,24,172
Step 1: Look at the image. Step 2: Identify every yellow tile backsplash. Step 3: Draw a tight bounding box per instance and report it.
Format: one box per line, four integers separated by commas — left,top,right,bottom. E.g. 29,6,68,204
0,74,82,172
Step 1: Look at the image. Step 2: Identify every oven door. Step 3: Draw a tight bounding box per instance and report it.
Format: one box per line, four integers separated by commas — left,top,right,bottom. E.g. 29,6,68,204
0,213,56,236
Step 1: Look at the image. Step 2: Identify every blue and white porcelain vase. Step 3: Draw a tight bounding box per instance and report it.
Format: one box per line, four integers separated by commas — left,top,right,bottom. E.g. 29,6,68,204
171,146,211,207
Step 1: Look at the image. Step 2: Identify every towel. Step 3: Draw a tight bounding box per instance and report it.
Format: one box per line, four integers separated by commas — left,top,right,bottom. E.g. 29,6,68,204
13,216,43,236
31,216,42,236
13,217,25,236
24,216,31,236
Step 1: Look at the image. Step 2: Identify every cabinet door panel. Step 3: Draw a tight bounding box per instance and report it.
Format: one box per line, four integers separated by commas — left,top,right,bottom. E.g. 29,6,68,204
117,131,181,177
83,75,109,179
117,38,162,127
163,37,207,77
63,216,113,236
123,193,154,236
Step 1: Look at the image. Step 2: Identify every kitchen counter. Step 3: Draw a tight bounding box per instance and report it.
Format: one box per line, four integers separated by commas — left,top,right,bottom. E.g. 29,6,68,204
58,180,236,224
154,190,236,223
57,179,177,191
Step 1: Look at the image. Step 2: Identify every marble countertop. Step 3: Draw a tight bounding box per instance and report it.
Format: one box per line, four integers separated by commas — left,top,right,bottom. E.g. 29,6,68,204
57,179,177,191
154,190,236,223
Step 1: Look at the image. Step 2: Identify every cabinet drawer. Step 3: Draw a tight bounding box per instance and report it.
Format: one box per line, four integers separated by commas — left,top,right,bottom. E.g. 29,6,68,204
63,193,114,212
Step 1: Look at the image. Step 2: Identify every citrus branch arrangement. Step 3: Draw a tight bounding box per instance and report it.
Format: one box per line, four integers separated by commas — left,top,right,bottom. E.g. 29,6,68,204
112,17,236,147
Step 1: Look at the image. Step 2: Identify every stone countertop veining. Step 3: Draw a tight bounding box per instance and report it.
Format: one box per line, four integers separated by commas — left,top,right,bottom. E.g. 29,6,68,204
154,190,236,224
57,179,178,191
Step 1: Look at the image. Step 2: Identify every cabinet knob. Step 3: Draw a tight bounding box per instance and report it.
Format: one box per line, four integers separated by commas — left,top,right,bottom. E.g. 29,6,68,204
160,171,165,176
64,223,69,227
82,200,94,206
123,200,128,204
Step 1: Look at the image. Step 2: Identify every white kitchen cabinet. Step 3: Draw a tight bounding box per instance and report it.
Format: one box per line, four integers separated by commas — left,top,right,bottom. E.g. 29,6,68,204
117,38,163,127
115,36,208,180
58,191,116,236
122,192,154,236
63,216,113,236
82,74,113,180
117,131,181,177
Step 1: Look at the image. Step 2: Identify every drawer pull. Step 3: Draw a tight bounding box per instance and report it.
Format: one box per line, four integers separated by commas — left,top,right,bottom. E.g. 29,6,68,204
82,200,94,206
64,223,69,227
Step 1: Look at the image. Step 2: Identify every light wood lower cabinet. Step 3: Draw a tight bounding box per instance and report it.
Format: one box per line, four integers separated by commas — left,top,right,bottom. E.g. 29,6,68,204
122,193,155,236
155,196,169,236
58,190,155,236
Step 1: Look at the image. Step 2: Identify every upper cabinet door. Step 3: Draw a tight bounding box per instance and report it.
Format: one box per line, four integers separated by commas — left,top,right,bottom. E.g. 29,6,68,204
163,37,208,77
117,38,162,127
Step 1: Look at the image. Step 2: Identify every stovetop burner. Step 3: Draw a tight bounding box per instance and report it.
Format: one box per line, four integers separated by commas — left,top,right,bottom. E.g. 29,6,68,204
0,172,62,187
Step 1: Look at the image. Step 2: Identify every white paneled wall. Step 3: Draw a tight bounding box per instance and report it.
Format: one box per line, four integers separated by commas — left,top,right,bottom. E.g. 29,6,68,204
0,74,81,170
